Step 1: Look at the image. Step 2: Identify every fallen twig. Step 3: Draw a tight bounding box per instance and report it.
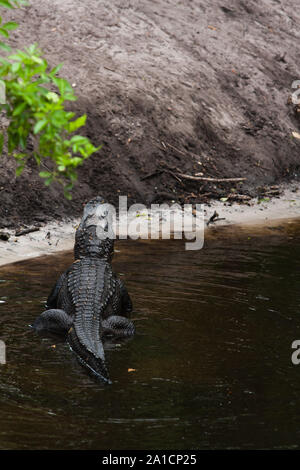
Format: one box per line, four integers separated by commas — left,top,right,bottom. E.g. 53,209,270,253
263,189,282,196
206,211,219,226
226,193,252,201
178,173,247,183
207,211,226,226
162,142,187,157
15,227,40,237
160,141,207,165
166,170,183,183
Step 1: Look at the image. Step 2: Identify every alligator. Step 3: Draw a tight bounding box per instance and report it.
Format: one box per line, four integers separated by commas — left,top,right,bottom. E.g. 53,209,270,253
32,196,135,383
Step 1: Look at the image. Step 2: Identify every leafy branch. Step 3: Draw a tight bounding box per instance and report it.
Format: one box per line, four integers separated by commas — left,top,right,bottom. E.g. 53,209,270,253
0,0,100,199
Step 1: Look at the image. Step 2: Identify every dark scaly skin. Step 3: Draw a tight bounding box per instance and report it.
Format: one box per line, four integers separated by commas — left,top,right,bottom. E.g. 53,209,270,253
32,196,134,384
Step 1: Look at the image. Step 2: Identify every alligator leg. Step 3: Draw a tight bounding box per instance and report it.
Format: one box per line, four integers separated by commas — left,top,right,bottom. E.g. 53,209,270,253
118,279,133,315
101,315,135,337
46,271,69,309
32,309,73,336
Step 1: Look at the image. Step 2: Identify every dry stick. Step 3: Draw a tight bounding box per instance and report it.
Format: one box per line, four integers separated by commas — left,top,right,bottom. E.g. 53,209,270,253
162,141,203,161
177,173,247,183
15,227,40,237
163,142,187,157
166,170,182,183
206,211,219,226
141,168,183,184
227,194,252,201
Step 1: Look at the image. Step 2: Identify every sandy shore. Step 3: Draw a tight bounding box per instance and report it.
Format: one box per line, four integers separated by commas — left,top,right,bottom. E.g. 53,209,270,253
0,183,300,267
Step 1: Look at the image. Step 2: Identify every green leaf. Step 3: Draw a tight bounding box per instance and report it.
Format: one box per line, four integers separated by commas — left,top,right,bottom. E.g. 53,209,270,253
70,135,88,144
46,91,59,103
34,119,47,134
44,177,52,186
39,171,52,178
11,61,20,73
49,110,67,127
33,152,40,165
31,55,43,65
52,76,75,100
0,1,13,9
257,197,270,204
0,28,9,38
12,102,26,116
8,52,23,61
16,164,24,176
13,1,29,6
68,115,86,132
49,63,63,76
2,21,18,30
0,41,11,51
64,189,72,200
13,152,26,161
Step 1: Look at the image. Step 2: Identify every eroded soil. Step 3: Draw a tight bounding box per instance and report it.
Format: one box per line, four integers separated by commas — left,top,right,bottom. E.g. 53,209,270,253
1,0,300,228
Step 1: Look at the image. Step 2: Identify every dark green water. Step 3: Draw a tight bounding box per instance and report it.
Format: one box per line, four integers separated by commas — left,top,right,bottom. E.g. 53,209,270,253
1,221,300,450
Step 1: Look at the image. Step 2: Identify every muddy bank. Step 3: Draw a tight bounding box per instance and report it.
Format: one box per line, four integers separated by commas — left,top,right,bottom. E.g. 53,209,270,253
1,0,300,229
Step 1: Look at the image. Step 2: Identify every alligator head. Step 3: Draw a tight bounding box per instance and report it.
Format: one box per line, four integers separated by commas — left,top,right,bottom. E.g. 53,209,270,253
74,196,115,261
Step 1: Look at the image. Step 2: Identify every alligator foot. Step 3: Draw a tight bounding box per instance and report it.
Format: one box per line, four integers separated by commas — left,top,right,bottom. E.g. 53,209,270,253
32,309,73,336
102,315,135,338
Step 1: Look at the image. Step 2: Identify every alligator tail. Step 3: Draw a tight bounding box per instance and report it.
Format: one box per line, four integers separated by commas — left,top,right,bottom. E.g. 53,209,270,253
67,323,111,384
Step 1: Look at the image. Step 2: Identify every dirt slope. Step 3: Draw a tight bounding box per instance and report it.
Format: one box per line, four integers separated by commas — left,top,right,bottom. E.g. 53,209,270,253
1,0,300,227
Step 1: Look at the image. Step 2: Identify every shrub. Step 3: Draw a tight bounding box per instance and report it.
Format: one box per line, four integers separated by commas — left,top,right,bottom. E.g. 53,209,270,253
0,0,100,199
